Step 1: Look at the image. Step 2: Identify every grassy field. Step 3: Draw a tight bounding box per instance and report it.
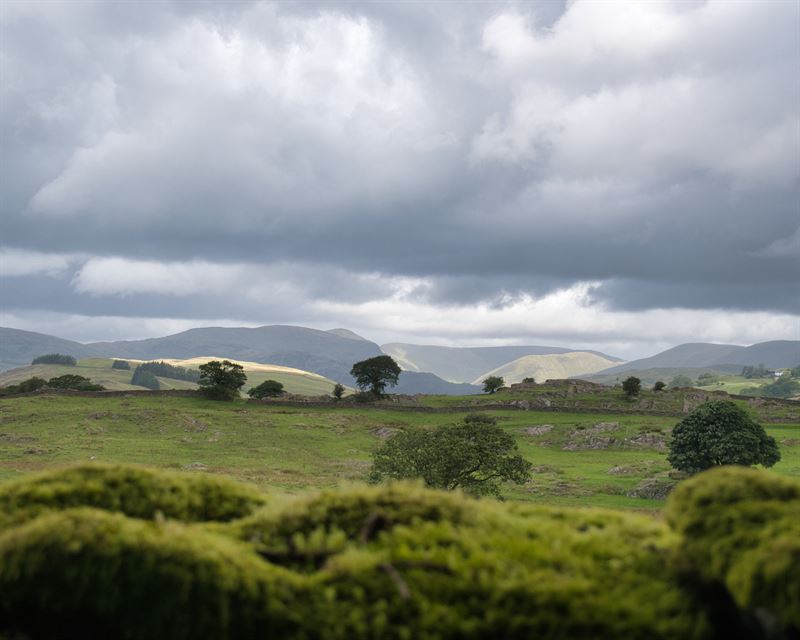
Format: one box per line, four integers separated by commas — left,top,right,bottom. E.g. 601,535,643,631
0,393,797,511
0,357,339,396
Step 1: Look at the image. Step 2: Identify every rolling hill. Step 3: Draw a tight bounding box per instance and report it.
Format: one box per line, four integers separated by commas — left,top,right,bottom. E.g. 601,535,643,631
0,328,99,371
477,352,621,385
0,357,339,396
596,340,800,375
381,343,622,383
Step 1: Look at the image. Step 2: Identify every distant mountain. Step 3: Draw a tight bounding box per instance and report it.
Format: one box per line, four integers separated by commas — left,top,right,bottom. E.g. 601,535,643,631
0,328,99,371
393,371,481,395
596,341,800,375
477,352,620,385
326,328,369,341
0,325,383,384
85,325,383,385
381,343,622,383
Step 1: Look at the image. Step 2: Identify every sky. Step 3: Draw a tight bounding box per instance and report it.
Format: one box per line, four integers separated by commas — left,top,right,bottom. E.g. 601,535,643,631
1,0,798,360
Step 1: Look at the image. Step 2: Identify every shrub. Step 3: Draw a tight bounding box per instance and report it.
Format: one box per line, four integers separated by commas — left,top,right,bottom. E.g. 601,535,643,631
0,464,266,528
653,380,666,392
31,353,76,366
0,376,47,396
332,382,345,400
667,401,780,474
666,467,800,633
131,367,160,390
111,359,131,370
462,412,498,426
248,379,285,399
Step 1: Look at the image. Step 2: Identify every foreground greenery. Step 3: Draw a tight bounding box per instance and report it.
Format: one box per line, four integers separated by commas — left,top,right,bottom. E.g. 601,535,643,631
0,463,796,639
0,393,797,510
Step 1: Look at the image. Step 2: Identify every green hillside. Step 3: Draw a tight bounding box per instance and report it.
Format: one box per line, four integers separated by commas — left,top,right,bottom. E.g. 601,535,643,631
0,357,339,396
0,393,796,510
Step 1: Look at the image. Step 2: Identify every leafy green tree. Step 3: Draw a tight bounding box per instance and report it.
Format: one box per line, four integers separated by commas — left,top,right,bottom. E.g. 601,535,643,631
622,376,641,397
791,365,800,378
332,383,345,400
667,400,780,474
369,418,532,497
653,381,666,392
740,376,800,399
350,355,401,397
137,361,200,382
248,380,284,399
112,360,131,370
198,360,247,400
131,368,159,390
482,376,504,394
670,374,694,388
32,354,76,366
741,364,769,379
521,377,536,384
46,375,104,391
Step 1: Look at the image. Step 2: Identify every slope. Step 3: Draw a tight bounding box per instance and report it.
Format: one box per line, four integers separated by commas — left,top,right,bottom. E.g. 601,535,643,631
474,352,621,385
597,340,800,376
382,343,622,383
0,328,99,372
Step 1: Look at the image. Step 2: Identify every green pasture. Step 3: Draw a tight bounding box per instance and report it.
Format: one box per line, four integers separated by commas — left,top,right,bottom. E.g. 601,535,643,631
0,394,796,510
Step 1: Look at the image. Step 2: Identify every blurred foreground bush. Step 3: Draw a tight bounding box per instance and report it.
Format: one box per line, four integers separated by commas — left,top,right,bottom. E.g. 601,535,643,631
0,464,796,639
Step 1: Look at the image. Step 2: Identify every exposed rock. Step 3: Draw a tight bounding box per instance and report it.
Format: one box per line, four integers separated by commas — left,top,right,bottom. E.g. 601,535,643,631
626,477,676,500
370,427,399,440
182,462,206,470
627,432,667,451
523,425,554,436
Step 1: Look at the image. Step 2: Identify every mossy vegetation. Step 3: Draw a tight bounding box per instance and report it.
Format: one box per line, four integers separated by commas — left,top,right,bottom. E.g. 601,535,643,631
0,463,266,528
0,463,796,639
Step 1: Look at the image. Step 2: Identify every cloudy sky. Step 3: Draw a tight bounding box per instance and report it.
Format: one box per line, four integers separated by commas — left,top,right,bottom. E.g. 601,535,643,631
1,0,798,359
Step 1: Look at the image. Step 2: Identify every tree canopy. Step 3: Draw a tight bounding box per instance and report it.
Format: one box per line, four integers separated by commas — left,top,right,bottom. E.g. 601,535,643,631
622,376,641,397
350,355,401,397
667,400,780,474
369,416,532,497
248,380,284,399
198,360,247,400
31,354,76,366
481,376,504,394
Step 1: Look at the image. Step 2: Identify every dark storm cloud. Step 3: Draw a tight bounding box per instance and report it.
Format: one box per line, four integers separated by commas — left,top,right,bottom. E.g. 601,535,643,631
0,0,798,338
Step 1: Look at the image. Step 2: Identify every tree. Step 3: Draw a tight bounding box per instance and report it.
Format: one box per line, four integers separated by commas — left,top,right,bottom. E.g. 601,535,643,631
667,400,780,474
332,383,345,400
46,374,104,391
622,376,641,397
248,380,284,399
521,377,536,384
350,355,401,397
482,376,504,394
198,360,247,400
369,418,532,497
653,381,666,392
670,374,694,388
32,354,76,366
131,368,159,390
112,360,131,370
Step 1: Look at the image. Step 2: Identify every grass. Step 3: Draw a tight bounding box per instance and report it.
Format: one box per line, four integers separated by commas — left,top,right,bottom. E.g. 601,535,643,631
0,357,339,396
0,393,796,510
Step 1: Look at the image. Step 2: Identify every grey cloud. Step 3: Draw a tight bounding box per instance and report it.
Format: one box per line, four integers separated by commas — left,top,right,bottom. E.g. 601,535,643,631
1,0,798,329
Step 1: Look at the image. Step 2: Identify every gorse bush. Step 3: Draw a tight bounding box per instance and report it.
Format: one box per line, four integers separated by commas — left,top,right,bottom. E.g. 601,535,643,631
0,463,797,639
45,374,104,391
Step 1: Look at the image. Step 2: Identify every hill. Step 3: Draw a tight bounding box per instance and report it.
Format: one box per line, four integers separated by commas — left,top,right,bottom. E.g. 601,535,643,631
381,343,622,383
477,352,620,385
0,357,339,396
596,340,800,376
393,371,481,395
0,328,99,372
80,325,383,385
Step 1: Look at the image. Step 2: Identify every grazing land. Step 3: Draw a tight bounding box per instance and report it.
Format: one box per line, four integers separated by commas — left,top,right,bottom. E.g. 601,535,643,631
0,389,796,510
0,357,339,396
